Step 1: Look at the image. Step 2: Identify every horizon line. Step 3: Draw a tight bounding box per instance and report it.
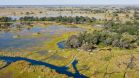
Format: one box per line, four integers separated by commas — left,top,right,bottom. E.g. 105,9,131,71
0,4,139,6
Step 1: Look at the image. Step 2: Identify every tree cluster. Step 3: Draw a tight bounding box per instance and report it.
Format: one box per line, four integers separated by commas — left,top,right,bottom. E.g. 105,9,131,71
66,22,139,49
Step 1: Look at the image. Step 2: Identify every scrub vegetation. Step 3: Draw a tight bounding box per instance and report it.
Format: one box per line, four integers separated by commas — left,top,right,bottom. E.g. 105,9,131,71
0,5,139,78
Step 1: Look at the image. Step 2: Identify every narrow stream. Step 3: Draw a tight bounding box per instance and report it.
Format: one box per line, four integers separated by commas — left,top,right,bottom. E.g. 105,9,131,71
0,56,88,78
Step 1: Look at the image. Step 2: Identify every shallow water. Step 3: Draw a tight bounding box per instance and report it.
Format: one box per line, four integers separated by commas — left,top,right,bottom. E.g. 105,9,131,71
57,41,65,49
0,25,84,51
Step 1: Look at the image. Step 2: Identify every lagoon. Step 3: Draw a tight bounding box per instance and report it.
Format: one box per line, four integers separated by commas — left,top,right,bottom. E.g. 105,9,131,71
0,24,84,51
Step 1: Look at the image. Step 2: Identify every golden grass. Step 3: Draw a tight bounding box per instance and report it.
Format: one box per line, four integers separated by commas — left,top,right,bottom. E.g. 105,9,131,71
0,22,139,78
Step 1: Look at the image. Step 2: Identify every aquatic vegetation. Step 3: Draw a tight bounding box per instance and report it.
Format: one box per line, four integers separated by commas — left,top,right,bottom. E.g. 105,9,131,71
0,56,88,78
0,5,139,78
0,60,69,78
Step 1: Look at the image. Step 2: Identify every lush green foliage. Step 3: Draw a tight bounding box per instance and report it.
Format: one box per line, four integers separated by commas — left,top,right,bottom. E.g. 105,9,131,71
67,22,139,49
78,30,137,49
19,16,96,24
0,17,15,22
45,16,96,24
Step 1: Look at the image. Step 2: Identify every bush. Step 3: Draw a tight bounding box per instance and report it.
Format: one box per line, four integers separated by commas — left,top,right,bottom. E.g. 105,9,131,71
80,43,97,52
65,20,139,49
67,30,138,49
65,35,81,48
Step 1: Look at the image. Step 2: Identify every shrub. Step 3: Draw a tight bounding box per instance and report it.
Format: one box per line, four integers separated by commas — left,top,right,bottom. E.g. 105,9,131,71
66,20,139,49
67,30,138,49
65,35,81,48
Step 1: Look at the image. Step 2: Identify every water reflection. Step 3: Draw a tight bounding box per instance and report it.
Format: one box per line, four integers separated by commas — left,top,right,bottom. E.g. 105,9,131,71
0,23,84,51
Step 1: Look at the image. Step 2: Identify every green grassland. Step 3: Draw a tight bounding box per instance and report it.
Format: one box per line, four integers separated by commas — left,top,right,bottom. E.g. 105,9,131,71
0,21,139,78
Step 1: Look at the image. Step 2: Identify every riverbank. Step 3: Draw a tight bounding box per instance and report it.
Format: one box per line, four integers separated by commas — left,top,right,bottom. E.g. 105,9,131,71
1,21,139,78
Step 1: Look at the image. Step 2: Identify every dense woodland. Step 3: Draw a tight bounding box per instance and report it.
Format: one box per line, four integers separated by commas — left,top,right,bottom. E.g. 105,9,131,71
19,16,97,24
1,6,139,78
0,14,139,49
66,21,139,50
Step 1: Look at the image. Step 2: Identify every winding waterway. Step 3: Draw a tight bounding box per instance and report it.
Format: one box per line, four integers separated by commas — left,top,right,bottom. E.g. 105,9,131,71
0,56,88,78
0,24,87,77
